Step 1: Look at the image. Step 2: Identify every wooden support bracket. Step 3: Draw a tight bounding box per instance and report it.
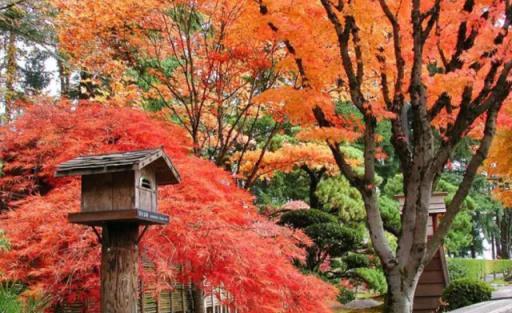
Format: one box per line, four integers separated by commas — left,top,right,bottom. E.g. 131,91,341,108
136,225,150,244
91,226,102,244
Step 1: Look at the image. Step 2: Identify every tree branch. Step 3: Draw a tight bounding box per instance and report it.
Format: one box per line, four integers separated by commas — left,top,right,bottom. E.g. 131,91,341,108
244,122,280,188
426,101,503,262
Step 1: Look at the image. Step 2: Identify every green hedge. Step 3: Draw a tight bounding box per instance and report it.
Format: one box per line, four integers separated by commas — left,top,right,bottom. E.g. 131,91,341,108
442,279,492,310
448,258,512,281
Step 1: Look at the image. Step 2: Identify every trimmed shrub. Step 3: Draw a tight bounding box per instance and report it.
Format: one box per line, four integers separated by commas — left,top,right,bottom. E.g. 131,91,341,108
448,260,469,281
447,258,512,280
352,268,387,295
343,253,370,269
279,209,337,229
442,278,492,310
304,223,363,257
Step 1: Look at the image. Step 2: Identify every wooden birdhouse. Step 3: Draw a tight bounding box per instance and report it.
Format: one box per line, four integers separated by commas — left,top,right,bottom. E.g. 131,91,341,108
395,192,447,236
55,148,180,226
395,192,449,313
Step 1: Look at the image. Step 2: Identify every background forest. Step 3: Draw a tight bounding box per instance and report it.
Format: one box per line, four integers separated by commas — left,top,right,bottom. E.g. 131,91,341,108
1,0,512,313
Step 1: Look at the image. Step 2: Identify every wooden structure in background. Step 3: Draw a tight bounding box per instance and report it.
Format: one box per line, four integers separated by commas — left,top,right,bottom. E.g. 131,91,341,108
396,192,450,313
56,148,180,313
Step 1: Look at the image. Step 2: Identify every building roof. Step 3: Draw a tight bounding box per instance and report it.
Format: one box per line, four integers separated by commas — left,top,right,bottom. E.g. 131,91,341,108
394,192,448,214
55,148,180,185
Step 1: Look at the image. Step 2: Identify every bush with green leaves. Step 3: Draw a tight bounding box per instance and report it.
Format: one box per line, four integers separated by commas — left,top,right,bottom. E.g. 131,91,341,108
0,283,22,313
279,209,337,229
378,196,401,235
442,279,492,310
447,259,485,280
447,258,512,280
337,286,355,304
448,260,469,281
0,283,50,313
351,268,387,294
279,208,365,275
342,253,370,270
316,176,366,223
304,223,363,257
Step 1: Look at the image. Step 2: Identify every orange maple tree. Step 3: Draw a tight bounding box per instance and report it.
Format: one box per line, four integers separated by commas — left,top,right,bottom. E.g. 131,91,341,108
52,0,282,179
486,106,512,206
0,100,336,313
237,143,338,182
243,1,512,312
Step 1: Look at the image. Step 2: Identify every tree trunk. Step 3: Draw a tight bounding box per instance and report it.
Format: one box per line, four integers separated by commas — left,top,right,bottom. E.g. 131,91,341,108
384,269,416,313
101,223,139,313
499,210,512,259
192,284,204,313
302,166,325,210
79,71,99,99
4,30,17,123
492,233,496,260
57,52,70,97
309,177,321,209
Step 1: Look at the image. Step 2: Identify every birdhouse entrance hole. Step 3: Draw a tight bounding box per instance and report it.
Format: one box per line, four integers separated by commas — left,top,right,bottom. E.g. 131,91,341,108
140,177,152,189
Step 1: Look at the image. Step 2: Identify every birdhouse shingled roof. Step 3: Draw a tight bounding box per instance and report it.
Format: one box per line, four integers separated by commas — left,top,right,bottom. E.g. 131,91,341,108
55,148,180,185
394,192,447,214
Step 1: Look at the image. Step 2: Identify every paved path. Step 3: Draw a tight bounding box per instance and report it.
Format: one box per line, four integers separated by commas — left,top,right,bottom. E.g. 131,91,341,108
448,299,512,313
493,285,512,299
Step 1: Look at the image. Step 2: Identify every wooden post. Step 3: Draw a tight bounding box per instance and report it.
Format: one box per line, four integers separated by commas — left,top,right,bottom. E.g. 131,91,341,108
56,149,180,313
101,223,139,313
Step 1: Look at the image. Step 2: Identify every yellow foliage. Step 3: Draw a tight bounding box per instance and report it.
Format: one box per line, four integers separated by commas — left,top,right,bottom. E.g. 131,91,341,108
236,143,360,180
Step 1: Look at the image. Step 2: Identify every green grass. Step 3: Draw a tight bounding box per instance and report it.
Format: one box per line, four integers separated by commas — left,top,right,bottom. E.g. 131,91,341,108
489,278,510,285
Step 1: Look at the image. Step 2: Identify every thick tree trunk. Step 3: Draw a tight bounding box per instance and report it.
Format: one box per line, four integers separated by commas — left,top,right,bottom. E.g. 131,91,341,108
384,269,417,313
101,223,139,313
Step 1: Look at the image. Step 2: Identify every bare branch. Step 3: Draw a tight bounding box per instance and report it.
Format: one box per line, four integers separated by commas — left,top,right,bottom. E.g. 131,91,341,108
379,0,406,111
421,0,441,44
244,122,281,188
320,0,366,112
376,2,413,171
432,61,512,175
428,92,451,120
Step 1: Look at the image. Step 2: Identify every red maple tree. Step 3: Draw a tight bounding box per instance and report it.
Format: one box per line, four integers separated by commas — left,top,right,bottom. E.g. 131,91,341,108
0,100,336,312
